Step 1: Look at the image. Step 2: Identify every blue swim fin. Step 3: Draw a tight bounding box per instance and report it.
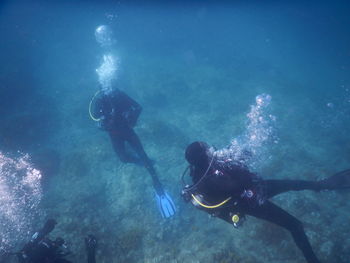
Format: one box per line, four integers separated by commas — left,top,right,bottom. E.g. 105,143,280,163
155,190,176,218
151,174,176,218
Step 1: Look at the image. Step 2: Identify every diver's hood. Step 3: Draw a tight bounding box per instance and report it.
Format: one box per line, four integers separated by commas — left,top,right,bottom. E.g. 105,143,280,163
185,141,210,167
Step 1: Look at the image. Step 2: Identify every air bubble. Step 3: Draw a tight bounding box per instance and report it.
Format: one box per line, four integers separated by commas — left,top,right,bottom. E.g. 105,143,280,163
0,152,42,251
95,25,115,47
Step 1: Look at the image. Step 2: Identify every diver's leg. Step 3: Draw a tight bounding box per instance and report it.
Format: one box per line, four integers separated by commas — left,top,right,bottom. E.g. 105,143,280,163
215,203,320,262
109,131,139,164
263,180,320,199
125,128,156,175
244,201,320,263
318,169,350,190
265,169,350,198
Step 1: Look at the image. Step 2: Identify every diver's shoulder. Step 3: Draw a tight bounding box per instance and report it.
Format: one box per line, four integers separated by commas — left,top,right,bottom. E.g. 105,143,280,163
214,157,247,171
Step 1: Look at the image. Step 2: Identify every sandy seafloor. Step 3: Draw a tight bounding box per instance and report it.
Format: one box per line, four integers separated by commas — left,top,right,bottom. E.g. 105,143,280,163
1,1,350,263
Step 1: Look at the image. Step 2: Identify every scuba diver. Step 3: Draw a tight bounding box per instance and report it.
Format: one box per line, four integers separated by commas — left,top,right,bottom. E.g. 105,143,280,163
182,141,350,263
89,86,176,218
0,219,98,263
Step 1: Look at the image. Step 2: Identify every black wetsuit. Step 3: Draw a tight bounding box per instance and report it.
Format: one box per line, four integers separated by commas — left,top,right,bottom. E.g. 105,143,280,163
13,220,97,263
94,89,155,175
19,238,96,263
20,239,72,263
189,159,321,263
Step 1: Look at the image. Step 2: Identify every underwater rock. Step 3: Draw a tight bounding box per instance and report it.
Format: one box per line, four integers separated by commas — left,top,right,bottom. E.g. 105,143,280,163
118,227,145,252
212,249,250,263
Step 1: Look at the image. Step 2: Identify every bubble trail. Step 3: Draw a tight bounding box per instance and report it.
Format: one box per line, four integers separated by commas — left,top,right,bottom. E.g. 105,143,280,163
0,152,42,251
214,93,277,171
96,54,119,92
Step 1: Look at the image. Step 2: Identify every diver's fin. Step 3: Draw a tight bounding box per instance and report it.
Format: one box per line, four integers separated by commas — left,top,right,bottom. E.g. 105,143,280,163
155,191,176,218
319,169,350,190
151,174,176,218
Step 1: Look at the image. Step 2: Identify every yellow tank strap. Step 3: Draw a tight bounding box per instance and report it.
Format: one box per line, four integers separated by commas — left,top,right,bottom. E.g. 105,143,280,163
89,90,102,121
191,194,232,209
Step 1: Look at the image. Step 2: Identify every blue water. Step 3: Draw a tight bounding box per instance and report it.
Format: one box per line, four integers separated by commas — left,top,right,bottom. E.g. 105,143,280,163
0,1,350,262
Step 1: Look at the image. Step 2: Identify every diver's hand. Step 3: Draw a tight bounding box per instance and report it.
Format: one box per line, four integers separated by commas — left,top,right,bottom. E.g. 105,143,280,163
85,235,98,254
97,116,107,130
181,187,192,203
